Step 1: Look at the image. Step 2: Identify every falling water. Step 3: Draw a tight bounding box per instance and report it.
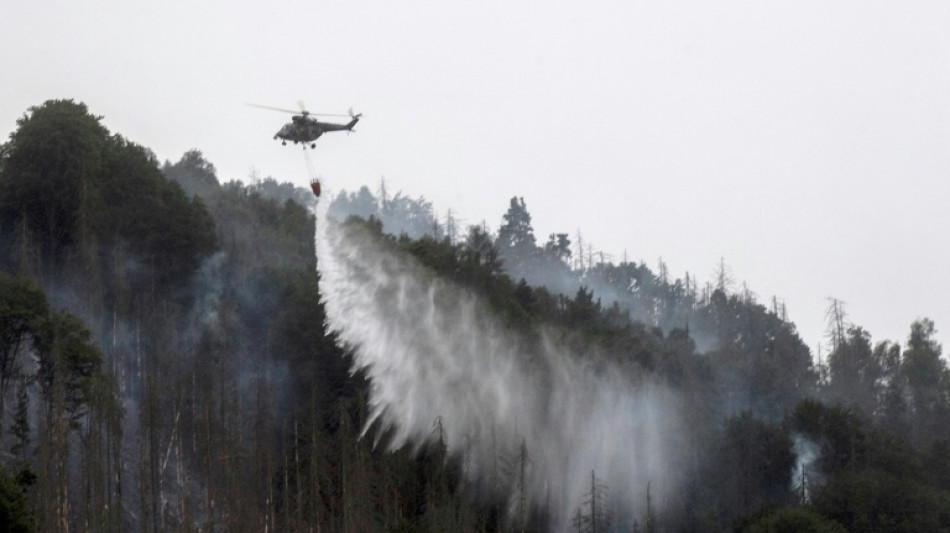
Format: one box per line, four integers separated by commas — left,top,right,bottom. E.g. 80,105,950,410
314,190,685,527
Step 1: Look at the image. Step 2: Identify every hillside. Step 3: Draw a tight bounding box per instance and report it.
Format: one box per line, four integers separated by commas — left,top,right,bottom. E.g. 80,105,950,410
0,100,948,531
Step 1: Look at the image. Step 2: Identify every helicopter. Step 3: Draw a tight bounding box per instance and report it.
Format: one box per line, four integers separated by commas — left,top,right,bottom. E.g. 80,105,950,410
248,102,361,149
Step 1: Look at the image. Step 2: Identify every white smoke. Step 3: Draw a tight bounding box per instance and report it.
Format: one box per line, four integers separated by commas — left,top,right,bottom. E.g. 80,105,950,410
314,197,685,527
791,433,823,503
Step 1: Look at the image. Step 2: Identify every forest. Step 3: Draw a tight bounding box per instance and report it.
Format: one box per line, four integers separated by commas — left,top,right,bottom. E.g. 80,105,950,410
0,99,949,532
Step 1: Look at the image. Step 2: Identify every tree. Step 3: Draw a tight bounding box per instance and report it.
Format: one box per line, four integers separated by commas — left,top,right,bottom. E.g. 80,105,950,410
0,267,120,531
697,289,815,419
901,319,947,445
741,506,846,533
572,470,609,533
496,197,537,273
444,208,459,243
544,233,571,262
100,140,217,291
876,340,908,435
0,465,34,533
497,197,536,250
10,375,30,460
329,185,379,221
719,412,795,516
465,223,502,274
824,298,848,354
790,399,867,476
161,149,220,199
381,192,438,239
32,310,101,426
827,326,883,416
813,469,950,532
565,287,601,329
0,100,110,276
0,274,49,438
713,257,734,294
0,100,218,296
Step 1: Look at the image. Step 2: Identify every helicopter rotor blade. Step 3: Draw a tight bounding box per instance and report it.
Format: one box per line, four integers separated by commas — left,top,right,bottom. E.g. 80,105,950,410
247,102,351,118
300,100,354,117
295,100,350,117
246,103,298,114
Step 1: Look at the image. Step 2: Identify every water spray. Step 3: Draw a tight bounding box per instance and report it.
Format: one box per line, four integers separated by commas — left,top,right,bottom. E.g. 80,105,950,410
313,191,686,528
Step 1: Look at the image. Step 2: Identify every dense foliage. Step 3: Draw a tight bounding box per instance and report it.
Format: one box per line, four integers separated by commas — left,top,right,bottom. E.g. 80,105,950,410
0,100,947,531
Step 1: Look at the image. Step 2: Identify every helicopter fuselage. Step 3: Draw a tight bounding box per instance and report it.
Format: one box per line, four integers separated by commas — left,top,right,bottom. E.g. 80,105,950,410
274,115,360,148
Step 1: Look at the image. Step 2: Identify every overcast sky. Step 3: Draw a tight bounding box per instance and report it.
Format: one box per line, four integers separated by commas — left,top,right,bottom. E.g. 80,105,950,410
4,1,949,353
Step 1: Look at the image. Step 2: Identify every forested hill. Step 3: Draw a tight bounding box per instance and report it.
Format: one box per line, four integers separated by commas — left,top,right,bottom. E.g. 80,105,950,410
0,99,947,531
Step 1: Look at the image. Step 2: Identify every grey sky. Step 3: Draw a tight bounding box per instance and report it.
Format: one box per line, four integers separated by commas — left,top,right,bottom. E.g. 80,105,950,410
3,1,949,352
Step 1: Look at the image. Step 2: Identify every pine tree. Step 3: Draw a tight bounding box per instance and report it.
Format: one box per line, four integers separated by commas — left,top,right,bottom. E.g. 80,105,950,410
572,470,609,533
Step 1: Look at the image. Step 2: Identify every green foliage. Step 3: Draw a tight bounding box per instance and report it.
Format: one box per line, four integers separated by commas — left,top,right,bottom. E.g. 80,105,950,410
922,440,950,491
790,398,917,479
783,398,950,531
330,184,439,240
699,289,816,420
383,192,439,239
902,318,948,445
0,270,113,529
31,310,102,421
718,412,795,516
10,376,29,458
8,100,950,531
497,196,536,253
98,139,217,289
247,176,313,206
813,469,950,533
247,265,349,418
741,506,846,533
0,99,217,292
544,232,571,261
330,185,378,221
827,326,883,416
0,100,109,265
0,465,34,533
161,149,220,198
0,272,102,421
207,180,316,269
0,273,49,386
209,180,950,532
790,399,869,475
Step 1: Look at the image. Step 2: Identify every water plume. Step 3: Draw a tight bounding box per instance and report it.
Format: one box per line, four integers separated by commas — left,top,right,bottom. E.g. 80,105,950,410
314,196,685,527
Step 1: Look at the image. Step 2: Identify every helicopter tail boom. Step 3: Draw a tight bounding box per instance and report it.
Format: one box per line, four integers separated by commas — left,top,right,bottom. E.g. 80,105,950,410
344,107,362,130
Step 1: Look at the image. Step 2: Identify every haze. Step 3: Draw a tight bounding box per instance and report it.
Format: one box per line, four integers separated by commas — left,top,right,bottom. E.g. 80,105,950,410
3,1,949,350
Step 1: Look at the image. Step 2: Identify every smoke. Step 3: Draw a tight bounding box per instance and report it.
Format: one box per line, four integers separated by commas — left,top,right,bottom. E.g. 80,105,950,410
791,433,823,502
314,197,686,527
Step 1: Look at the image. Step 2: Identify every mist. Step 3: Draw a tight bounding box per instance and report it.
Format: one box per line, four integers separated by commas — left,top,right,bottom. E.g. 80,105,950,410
314,198,686,527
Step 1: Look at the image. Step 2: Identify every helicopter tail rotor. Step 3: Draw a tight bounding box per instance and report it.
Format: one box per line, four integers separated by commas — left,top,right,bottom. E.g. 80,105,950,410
344,108,362,134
